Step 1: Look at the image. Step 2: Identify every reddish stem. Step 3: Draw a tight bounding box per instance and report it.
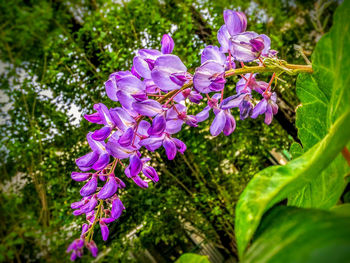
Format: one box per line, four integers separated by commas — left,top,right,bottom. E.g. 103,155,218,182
240,62,245,68
228,51,233,69
341,147,350,166
259,57,266,67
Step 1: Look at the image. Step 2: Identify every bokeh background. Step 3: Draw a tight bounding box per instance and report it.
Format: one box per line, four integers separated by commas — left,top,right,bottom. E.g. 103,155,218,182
0,0,340,262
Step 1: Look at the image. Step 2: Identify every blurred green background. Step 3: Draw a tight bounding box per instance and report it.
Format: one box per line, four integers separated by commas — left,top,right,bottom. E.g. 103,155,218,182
0,0,340,262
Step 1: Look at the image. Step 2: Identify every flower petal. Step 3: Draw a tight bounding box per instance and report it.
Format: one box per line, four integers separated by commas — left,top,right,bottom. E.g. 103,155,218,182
210,110,226,136
132,99,163,117
111,198,125,219
92,126,112,141
71,172,91,182
224,10,247,36
161,34,174,54
201,45,226,65
80,176,98,197
92,153,110,171
163,137,177,160
76,152,99,171
97,175,118,199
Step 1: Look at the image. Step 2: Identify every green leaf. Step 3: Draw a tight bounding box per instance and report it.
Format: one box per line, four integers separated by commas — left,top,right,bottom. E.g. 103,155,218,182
243,206,350,263
236,111,350,257
235,1,350,257
289,0,350,206
175,253,210,263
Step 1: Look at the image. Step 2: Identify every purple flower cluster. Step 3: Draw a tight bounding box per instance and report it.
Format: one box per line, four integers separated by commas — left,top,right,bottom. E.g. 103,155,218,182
68,9,279,260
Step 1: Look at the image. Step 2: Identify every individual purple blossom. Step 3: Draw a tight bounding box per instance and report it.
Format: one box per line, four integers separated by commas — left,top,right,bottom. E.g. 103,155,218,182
111,198,125,219
80,175,98,197
97,174,118,199
84,103,116,141
142,165,159,183
71,172,92,182
174,88,203,104
75,132,110,171
132,175,149,188
194,46,227,94
161,34,175,54
151,54,191,91
132,99,163,117
86,241,98,258
133,34,175,79
139,134,186,160
217,9,271,62
67,239,84,261
210,109,236,136
99,219,109,241
105,70,136,101
251,92,278,125
165,104,198,134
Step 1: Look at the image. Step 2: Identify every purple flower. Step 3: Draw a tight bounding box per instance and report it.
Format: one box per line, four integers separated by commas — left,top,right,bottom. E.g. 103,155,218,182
139,134,186,160
111,198,125,219
105,71,135,101
161,34,175,54
194,46,227,94
86,241,98,258
251,92,278,125
210,109,236,136
75,132,110,171
67,239,84,261
71,172,91,182
165,104,197,134
97,174,118,199
151,54,191,91
148,113,166,136
133,49,162,79
132,175,149,188
142,166,159,183
217,10,271,62
80,175,98,197
99,219,109,241
132,99,163,117
195,93,221,123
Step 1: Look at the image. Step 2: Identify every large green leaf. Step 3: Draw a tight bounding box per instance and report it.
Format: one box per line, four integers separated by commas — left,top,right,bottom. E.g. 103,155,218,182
235,0,350,257
288,0,350,208
175,253,210,263
243,206,350,263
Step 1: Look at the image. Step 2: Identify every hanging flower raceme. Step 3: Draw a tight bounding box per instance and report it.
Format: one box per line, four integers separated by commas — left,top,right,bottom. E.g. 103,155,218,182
67,10,284,260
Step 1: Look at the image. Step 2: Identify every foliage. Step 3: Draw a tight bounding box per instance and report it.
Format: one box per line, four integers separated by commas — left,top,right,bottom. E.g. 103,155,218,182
236,0,350,259
175,253,210,263
0,0,341,262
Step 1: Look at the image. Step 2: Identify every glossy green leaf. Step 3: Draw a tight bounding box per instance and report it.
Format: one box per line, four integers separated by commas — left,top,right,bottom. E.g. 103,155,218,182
175,253,210,263
236,1,350,256
243,206,350,263
236,111,350,257
288,0,350,207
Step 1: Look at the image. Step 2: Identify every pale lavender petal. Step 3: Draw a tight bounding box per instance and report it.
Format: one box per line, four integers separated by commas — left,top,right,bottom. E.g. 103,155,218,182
196,106,210,122
105,79,119,102
189,91,203,104
224,10,247,36
230,32,260,62
239,98,253,120
260,34,271,56
165,119,184,134
116,90,136,112
264,104,273,125
139,136,164,151
251,99,268,119
133,56,152,79
87,132,106,153
161,34,174,54
223,111,236,136
71,172,91,182
163,137,177,160
97,175,118,199
137,120,151,137
221,93,245,109
117,75,146,95
210,110,226,136
151,54,187,91
106,139,133,159
138,49,162,59
193,61,225,93
217,25,231,53
110,107,136,131
80,176,98,197
201,45,226,65
132,99,163,117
